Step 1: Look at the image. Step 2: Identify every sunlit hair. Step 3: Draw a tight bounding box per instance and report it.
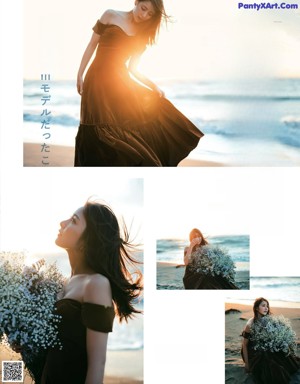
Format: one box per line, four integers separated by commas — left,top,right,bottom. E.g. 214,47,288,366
137,0,170,45
189,228,209,249
79,201,143,322
253,297,271,320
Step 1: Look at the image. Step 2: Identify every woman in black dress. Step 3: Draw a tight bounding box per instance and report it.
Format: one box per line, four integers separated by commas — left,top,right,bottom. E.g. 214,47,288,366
41,201,143,384
183,228,238,289
75,0,204,166
241,297,300,384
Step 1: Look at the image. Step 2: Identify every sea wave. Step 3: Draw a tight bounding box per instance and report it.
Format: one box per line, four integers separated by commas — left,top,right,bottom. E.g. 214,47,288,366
251,277,300,289
173,94,300,102
24,112,79,127
24,78,300,157
156,235,250,266
277,116,300,148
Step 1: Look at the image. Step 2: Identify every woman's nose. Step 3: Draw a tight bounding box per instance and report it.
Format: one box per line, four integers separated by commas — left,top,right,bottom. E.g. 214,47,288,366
60,219,67,228
141,11,148,20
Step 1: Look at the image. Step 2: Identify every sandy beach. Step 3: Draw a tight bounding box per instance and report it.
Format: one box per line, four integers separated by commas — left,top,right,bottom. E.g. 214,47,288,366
0,346,143,383
225,302,300,384
157,262,249,290
23,142,223,167
23,143,75,167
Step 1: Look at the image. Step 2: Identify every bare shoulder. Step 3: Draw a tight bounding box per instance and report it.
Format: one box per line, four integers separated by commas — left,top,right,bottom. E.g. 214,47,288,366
99,9,115,24
100,9,126,24
83,274,112,307
245,317,254,331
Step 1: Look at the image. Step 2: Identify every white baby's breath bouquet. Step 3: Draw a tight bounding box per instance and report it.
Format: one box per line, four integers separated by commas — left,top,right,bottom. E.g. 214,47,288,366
250,315,297,356
190,245,236,283
0,252,65,383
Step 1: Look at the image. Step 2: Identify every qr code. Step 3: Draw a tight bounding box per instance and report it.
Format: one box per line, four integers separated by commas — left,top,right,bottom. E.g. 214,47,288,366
1,361,24,382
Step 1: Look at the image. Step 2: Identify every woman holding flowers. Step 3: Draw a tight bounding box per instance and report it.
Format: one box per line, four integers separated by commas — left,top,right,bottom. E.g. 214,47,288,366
40,201,143,384
241,297,300,384
183,228,238,289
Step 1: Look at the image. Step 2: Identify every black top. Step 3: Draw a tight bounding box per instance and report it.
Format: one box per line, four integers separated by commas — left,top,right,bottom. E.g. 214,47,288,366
41,298,115,384
241,324,300,384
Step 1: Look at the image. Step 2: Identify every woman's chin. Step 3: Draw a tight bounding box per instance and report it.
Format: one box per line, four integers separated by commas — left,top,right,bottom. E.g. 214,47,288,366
55,238,62,247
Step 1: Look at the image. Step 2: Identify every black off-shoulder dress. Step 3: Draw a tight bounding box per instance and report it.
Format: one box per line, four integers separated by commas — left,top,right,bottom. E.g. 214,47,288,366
74,20,203,166
241,330,300,384
41,298,115,384
183,265,239,289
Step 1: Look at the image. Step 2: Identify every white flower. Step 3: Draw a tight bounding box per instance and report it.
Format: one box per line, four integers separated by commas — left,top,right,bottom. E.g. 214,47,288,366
0,252,65,362
189,245,236,283
250,315,297,355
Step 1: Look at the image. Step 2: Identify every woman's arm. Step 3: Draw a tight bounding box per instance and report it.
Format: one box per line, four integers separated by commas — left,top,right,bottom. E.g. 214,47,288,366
84,275,113,384
184,247,191,266
242,320,252,373
85,330,108,384
76,33,101,95
128,54,165,98
184,237,202,266
242,337,249,372
77,10,115,95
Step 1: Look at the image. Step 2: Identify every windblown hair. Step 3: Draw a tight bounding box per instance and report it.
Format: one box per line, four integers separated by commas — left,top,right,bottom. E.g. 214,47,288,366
253,297,271,320
80,201,143,322
137,0,170,45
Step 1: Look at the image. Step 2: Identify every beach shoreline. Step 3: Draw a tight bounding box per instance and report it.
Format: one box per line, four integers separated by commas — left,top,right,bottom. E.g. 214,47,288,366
225,302,300,384
23,142,223,167
157,261,249,290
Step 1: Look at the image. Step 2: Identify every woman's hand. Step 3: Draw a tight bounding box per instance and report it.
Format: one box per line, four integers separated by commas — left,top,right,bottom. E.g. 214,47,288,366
184,237,202,265
244,363,250,373
190,236,202,248
77,75,84,95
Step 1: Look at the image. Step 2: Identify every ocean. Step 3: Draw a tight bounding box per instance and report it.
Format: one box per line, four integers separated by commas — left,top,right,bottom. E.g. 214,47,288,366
156,234,250,272
24,78,300,166
226,276,300,308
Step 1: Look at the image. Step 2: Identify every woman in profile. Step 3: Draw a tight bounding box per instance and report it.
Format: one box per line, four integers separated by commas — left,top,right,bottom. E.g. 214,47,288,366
183,228,238,289
75,0,203,166
41,200,143,384
241,297,300,384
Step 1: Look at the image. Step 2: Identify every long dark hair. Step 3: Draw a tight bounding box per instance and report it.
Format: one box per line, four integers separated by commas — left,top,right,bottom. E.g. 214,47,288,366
80,201,143,322
253,297,271,320
137,0,170,45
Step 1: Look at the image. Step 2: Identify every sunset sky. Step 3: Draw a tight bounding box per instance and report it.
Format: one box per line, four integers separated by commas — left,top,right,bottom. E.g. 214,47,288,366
23,0,300,80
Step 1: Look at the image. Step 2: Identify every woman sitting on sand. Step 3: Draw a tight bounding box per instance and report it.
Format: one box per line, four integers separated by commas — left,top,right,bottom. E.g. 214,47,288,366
183,228,239,289
241,297,300,384
40,200,143,384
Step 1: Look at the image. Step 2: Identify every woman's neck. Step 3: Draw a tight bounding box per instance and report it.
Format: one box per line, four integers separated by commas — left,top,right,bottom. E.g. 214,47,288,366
67,249,94,276
71,266,95,276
